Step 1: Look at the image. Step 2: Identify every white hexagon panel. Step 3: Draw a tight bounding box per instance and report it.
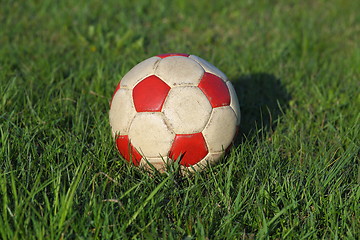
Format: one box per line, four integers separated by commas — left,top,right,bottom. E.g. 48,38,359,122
128,112,175,158
202,106,238,153
109,88,136,138
109,53,241,172
162,86,212,134
226,81,241,125
155,55,204,87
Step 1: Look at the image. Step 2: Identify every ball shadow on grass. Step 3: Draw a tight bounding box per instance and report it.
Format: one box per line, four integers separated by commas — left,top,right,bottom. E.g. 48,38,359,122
231,73,291,144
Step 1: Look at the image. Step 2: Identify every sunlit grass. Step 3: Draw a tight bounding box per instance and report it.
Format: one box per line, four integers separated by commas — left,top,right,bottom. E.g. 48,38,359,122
0,0,359,239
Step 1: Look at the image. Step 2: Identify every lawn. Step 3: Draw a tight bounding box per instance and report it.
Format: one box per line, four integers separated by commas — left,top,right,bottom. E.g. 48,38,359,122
0,0,359,239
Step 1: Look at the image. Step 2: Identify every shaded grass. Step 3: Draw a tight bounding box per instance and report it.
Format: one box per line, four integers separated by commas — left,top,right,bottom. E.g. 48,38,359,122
0,0,359,239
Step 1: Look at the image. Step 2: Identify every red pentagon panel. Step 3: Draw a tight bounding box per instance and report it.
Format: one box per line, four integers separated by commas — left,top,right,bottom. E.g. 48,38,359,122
133,75,170,112
198,72,230,108
110,82,121,107
169,132,208,167
115,135,142,166
157,53,190,58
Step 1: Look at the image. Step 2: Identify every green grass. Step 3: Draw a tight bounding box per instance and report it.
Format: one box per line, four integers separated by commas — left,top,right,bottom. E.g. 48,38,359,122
1,0,359,239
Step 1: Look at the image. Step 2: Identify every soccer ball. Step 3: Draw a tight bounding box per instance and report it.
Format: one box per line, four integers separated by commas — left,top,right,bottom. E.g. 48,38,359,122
109,53,240,172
